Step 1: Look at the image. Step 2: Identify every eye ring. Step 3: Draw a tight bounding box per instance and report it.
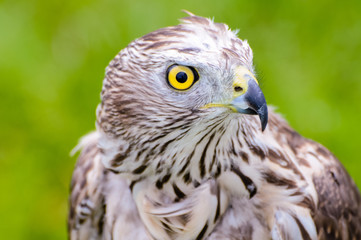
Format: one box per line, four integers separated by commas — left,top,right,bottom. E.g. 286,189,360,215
166,65,199,91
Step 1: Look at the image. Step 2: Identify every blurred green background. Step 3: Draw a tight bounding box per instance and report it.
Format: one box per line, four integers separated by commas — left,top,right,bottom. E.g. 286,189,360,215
1,0,360,239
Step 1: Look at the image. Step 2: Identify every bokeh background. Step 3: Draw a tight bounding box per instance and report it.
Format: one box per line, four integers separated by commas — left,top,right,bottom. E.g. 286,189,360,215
1,0,361,239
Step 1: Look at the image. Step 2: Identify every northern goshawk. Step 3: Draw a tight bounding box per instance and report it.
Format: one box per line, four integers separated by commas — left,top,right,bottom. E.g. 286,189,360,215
68,13,361,240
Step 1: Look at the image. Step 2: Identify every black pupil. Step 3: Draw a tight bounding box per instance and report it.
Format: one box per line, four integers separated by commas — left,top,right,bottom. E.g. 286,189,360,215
176,72,188,83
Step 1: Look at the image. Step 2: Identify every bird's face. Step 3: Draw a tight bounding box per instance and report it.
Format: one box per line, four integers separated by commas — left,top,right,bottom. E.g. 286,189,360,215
97,16,268,139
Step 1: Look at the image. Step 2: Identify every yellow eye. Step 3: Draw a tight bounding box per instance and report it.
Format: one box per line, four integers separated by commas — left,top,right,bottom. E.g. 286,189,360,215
166,65,199,91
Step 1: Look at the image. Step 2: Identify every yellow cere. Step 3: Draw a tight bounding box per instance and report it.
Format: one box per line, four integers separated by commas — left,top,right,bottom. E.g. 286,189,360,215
201,66,259,112
233,66,259,98
167,65,195,91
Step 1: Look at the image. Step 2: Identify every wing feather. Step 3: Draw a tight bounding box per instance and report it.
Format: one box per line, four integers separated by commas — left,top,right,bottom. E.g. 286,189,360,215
68,132,150,240
312,151,361,239
272,112,361,239
68,132,106,240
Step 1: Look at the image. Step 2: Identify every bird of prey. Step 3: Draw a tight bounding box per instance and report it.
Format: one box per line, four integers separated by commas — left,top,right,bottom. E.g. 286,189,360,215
68,13,361,240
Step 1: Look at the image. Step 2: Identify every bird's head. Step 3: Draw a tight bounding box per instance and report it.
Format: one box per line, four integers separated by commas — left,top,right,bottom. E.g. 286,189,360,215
97,14,268,144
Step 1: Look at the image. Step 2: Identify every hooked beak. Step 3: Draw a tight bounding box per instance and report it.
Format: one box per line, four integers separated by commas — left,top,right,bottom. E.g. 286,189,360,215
204,66,268,131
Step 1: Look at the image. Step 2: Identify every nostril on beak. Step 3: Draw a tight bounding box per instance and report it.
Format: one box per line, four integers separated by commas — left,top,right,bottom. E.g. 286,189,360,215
234,86,243,92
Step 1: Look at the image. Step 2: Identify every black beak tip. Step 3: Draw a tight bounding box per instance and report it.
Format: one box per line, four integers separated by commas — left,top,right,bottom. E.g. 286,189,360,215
258,104,268,132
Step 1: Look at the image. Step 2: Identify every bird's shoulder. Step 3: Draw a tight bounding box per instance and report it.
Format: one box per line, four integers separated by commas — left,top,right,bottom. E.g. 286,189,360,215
267,111,361,239
68,132,106,239
68,131,150,240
